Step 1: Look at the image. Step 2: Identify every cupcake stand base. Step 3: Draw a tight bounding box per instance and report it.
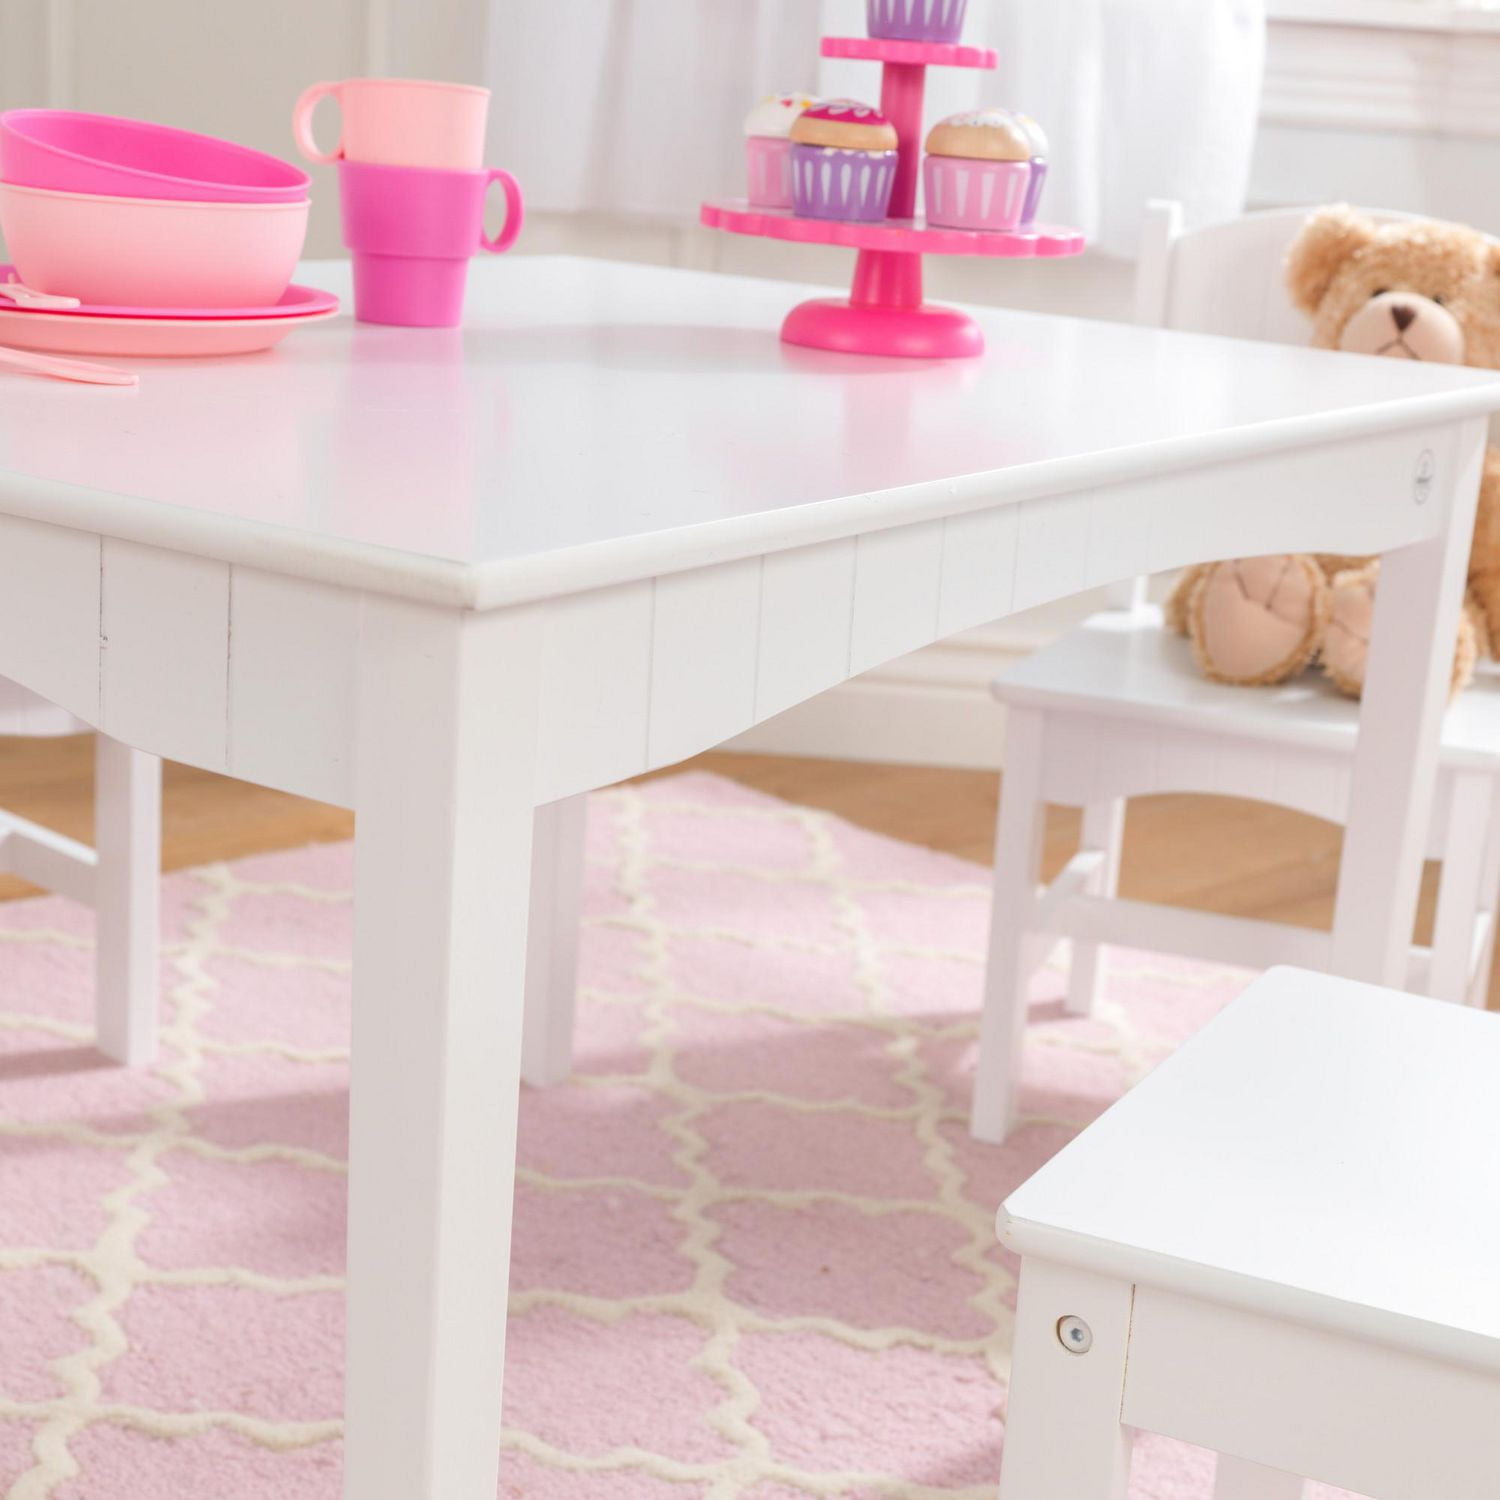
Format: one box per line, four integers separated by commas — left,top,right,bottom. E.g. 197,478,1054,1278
701,35,1085,359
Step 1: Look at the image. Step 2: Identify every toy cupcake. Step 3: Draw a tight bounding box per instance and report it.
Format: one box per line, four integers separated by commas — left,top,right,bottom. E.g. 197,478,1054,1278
923,109,1042,232
789,100,898,222
744,92,820,209
867,0,968,44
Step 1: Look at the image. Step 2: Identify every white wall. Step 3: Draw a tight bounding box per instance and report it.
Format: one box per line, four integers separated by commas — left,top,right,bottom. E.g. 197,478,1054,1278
3,2,1495,769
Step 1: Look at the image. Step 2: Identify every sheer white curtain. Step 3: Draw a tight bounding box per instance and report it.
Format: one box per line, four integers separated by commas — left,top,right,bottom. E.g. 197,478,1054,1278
486,0,822,217
488,0,1265,255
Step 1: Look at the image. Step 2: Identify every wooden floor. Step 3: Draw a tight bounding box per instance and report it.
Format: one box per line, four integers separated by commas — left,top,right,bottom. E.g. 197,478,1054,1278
0,733,1484,1003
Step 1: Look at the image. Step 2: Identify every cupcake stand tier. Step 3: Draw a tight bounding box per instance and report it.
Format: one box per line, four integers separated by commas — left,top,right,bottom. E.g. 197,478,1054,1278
700,35,1085,359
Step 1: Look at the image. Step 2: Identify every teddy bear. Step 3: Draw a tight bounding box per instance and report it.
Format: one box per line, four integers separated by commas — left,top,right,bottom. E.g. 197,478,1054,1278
1165,205,1500,697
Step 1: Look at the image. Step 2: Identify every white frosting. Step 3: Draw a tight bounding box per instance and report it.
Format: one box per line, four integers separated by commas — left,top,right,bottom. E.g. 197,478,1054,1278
1017,111,1049,155
743,92,821,139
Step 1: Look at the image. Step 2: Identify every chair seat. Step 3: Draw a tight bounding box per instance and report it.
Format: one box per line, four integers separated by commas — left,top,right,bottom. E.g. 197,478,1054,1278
995,606,1500,771
999,967,1500,1374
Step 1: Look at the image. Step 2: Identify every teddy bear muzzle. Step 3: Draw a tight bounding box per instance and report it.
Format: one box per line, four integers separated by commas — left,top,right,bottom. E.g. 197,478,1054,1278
1338,290,1465,364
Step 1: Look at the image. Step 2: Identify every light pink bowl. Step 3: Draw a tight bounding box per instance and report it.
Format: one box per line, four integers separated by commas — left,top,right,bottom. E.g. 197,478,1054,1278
0,183,309,308
0,109,309,203
922,155,1030,232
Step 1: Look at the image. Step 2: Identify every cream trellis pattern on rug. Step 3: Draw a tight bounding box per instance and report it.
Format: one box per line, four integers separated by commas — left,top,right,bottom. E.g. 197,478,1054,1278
0,771,1358,1499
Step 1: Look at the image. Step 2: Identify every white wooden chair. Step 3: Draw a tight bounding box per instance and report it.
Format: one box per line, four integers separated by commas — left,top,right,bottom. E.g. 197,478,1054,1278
970,200,1500,1143
0,679,161,1063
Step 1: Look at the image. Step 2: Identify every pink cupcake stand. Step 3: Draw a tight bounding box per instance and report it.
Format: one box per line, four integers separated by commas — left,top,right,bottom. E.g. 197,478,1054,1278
701,36,1084,359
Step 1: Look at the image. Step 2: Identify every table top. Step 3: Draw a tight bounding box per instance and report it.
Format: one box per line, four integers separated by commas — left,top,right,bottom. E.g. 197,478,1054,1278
1000,968,1500,1373
1,256,1498,609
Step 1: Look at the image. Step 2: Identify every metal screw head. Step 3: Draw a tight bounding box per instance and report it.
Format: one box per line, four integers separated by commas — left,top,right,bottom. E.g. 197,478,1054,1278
1056,1315,1092,1354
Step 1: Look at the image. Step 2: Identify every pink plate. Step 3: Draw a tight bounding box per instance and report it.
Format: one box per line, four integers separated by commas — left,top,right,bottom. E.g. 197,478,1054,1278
0,267,338,321
0,301,339,358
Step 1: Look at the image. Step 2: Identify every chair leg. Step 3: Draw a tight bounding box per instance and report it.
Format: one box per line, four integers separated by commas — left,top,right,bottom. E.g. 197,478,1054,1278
972,708,1047,1143
998,1258,1134,1500
93,735,161,1065
1467,778,1500,1009
1428,771,1492,1005
1065,798,1125,1017
1213,1455,1304,1500
521,793,587,1088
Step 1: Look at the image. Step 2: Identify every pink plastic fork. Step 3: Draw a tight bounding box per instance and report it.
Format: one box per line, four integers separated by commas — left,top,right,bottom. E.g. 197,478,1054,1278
0,343,136,385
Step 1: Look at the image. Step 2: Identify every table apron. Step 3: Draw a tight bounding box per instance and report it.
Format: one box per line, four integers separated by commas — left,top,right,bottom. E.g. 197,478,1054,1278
0,418,1466,807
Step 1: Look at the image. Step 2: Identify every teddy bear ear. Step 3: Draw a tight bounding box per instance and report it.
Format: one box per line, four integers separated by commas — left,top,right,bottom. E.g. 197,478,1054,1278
1285,204,1378,315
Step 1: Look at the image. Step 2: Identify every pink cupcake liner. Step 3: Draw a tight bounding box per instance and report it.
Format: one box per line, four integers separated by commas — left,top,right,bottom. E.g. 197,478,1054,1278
791,144,896,222
745,137,793,210
922,155,1030,232
867,0,968,42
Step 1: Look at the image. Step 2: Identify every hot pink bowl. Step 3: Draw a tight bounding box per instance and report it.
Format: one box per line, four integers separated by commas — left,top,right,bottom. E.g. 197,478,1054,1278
0,109,309,203
0,183,309,308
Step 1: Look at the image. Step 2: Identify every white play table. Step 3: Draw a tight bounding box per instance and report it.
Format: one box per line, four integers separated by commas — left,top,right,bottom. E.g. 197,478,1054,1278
0,256,1495,1499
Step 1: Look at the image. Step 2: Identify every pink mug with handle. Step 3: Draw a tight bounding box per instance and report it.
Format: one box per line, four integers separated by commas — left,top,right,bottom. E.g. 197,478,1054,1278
294,78,490,170
339,159,523,326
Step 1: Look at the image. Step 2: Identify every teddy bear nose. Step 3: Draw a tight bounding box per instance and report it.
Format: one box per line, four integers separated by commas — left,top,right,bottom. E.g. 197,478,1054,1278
1391,304,1417,332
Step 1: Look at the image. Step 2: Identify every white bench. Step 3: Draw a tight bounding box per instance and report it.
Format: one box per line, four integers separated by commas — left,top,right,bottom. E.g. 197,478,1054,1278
996,966,1500,1500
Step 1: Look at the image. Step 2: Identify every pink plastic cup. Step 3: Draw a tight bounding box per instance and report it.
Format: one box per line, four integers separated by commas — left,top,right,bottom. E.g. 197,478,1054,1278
0,109,309,203
295,78,490,170
338,159,523,326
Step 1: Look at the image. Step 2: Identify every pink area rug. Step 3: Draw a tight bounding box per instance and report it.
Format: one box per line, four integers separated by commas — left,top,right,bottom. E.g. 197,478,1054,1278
0,770,1362,1499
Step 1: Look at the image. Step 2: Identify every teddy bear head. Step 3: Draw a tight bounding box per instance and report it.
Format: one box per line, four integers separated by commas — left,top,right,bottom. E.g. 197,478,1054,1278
1285,205,1500,371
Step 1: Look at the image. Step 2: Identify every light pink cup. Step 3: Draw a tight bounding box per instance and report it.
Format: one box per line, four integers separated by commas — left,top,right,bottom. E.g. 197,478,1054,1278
293,78,490,170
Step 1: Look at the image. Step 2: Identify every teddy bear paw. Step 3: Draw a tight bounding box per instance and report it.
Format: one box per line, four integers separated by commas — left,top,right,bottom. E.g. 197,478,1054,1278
1187,555,1329,686
1322,564,1480,699
1320,565,1377,698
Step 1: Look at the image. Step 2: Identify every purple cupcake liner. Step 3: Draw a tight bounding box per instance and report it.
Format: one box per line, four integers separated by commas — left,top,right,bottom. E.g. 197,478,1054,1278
867,0,968,43
1021,157,1048,227
791,144,897,222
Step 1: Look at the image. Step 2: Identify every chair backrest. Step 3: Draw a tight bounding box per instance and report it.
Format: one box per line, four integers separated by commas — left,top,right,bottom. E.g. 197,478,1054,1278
1101,200,1419,611
1134,199,1420,344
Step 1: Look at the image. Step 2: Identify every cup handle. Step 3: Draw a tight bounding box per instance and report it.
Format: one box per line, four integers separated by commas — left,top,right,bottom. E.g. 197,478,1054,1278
293,81,343,165
479,169,525,254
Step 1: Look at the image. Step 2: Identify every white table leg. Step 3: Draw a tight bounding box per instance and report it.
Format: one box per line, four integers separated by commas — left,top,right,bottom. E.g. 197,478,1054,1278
998,1258,1134,1500
1213,1454,1305,1500
1066,798,1125,1017
1332,419,1488,988
973,708,1046,1143
344,599,538,1500
522,792,587,1088
93,734,160,1064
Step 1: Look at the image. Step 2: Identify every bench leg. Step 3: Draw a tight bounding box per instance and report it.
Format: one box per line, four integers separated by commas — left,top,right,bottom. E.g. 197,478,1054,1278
999,1258,1134,1500
93,735,161,1065
973,708,1046,1142
1065,798,1125,1017
522,792,587,1088
1214,1454,1305,1500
